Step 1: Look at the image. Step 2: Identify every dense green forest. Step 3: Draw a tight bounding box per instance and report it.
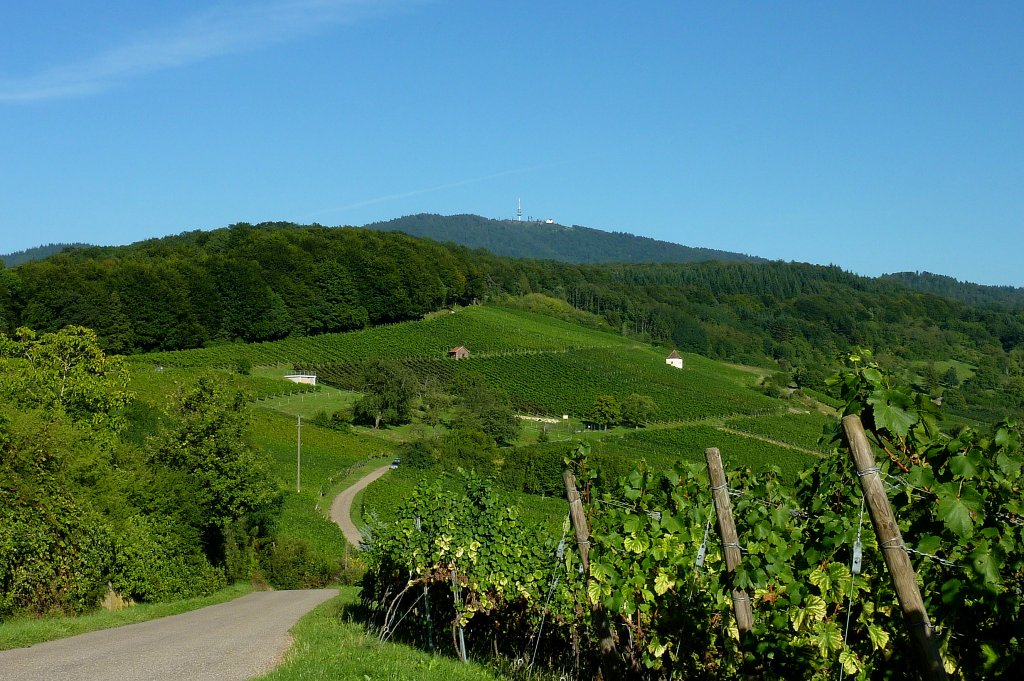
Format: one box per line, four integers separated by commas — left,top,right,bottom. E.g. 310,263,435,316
0,243,90,268
2,221,1023,424
0,225,484,353
366,213,762,265
880,270,1024,310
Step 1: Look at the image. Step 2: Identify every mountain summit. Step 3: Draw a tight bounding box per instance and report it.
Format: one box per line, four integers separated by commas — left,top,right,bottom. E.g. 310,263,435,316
363,213,762,265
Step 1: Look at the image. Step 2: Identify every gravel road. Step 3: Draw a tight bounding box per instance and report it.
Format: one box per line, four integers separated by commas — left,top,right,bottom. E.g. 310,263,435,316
0,589,336,681
330,465,391,546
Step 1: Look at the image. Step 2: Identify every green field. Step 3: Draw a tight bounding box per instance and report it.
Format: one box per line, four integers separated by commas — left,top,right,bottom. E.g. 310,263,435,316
126,363,318,403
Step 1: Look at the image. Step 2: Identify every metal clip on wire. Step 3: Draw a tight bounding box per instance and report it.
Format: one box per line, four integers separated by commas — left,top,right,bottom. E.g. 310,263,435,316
695,518,711,568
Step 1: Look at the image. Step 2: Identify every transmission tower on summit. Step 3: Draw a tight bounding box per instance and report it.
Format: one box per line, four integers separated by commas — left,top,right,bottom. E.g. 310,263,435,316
517,198,522,222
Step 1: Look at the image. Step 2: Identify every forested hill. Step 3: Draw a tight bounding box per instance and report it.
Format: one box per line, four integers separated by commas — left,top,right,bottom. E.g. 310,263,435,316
2,220,1023,424
364,213,763,265
880,271,1024,310
0,242,90,267
0,224,485,354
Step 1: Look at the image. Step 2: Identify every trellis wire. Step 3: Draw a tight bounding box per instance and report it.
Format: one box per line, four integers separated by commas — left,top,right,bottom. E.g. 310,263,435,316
526,514,571,675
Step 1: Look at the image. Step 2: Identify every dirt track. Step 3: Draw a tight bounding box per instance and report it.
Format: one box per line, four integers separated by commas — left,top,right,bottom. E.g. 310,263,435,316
329,465,391,546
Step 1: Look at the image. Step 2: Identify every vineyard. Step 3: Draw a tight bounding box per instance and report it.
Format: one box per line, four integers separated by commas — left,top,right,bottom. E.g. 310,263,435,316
137,305,636,369
128,362,317,399
590,423,822,480
359,361,1023,679
314,346,778,424
723,410,835,454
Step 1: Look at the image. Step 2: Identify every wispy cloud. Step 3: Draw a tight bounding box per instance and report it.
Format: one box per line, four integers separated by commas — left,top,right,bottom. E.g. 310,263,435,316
0,0,412,103
303,161,575,220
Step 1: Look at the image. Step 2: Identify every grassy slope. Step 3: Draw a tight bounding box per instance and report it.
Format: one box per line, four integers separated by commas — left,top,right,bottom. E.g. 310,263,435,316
257,588,500,681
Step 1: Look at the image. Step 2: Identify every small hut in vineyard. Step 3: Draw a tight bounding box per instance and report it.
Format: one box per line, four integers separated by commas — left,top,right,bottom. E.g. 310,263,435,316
448,345,470,360
665,350,683,369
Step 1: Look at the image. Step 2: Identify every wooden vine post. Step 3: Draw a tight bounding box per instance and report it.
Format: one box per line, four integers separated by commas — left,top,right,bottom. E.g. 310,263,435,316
563,469,618,674
704,447,753,637
564,469,592,571
841,414,947,681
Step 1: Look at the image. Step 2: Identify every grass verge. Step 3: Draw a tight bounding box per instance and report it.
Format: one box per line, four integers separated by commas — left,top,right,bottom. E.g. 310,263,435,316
0,583,253,651
257,587,499,681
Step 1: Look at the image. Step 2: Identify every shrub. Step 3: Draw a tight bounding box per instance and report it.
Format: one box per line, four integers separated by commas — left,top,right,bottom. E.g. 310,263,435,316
0,493,114,616
261,537,339,589
109,515,224,602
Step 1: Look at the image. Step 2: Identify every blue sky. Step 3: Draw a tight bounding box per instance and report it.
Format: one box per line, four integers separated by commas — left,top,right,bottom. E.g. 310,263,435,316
1,1,1021,286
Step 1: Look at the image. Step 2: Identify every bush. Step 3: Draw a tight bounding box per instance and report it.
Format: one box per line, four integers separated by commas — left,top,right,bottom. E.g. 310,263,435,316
0,493,114,616
110,515,224,602
310,409,352,432
261,537,339,589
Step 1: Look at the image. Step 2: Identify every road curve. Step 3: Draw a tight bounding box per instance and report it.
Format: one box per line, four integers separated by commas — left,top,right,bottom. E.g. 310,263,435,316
330,465,391,546
0,589,336,681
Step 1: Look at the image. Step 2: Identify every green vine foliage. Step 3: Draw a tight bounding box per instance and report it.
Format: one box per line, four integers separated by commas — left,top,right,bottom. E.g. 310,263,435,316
585,461,727,676
361,357,1022,678
361,472,587,674
824,351,1024,677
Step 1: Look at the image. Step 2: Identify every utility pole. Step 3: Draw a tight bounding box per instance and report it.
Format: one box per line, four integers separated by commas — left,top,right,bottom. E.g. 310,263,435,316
297,415,302,493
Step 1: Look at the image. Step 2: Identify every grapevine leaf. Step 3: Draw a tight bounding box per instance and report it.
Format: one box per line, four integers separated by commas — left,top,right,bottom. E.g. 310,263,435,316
936,495,975,538
804,594,827,623
916,534,942,555
808,566,832,594
969,546,1001,587
940,578,963,604
814,621,842,657
996,452,1022,477
906,464,935,491
654,569,675,596
791,607,807,632
994,426,1019,450
839,648,862,675
587,581,602,606
827,562,851,597
867,623,890,651
861,367,883,386
949,453,979,479
624,535,647,553
867,389,917,437
660,513,683,533
980,643,1001,669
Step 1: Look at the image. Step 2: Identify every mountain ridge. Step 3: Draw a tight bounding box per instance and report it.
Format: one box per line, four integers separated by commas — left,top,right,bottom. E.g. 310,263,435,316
362,213,764,265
